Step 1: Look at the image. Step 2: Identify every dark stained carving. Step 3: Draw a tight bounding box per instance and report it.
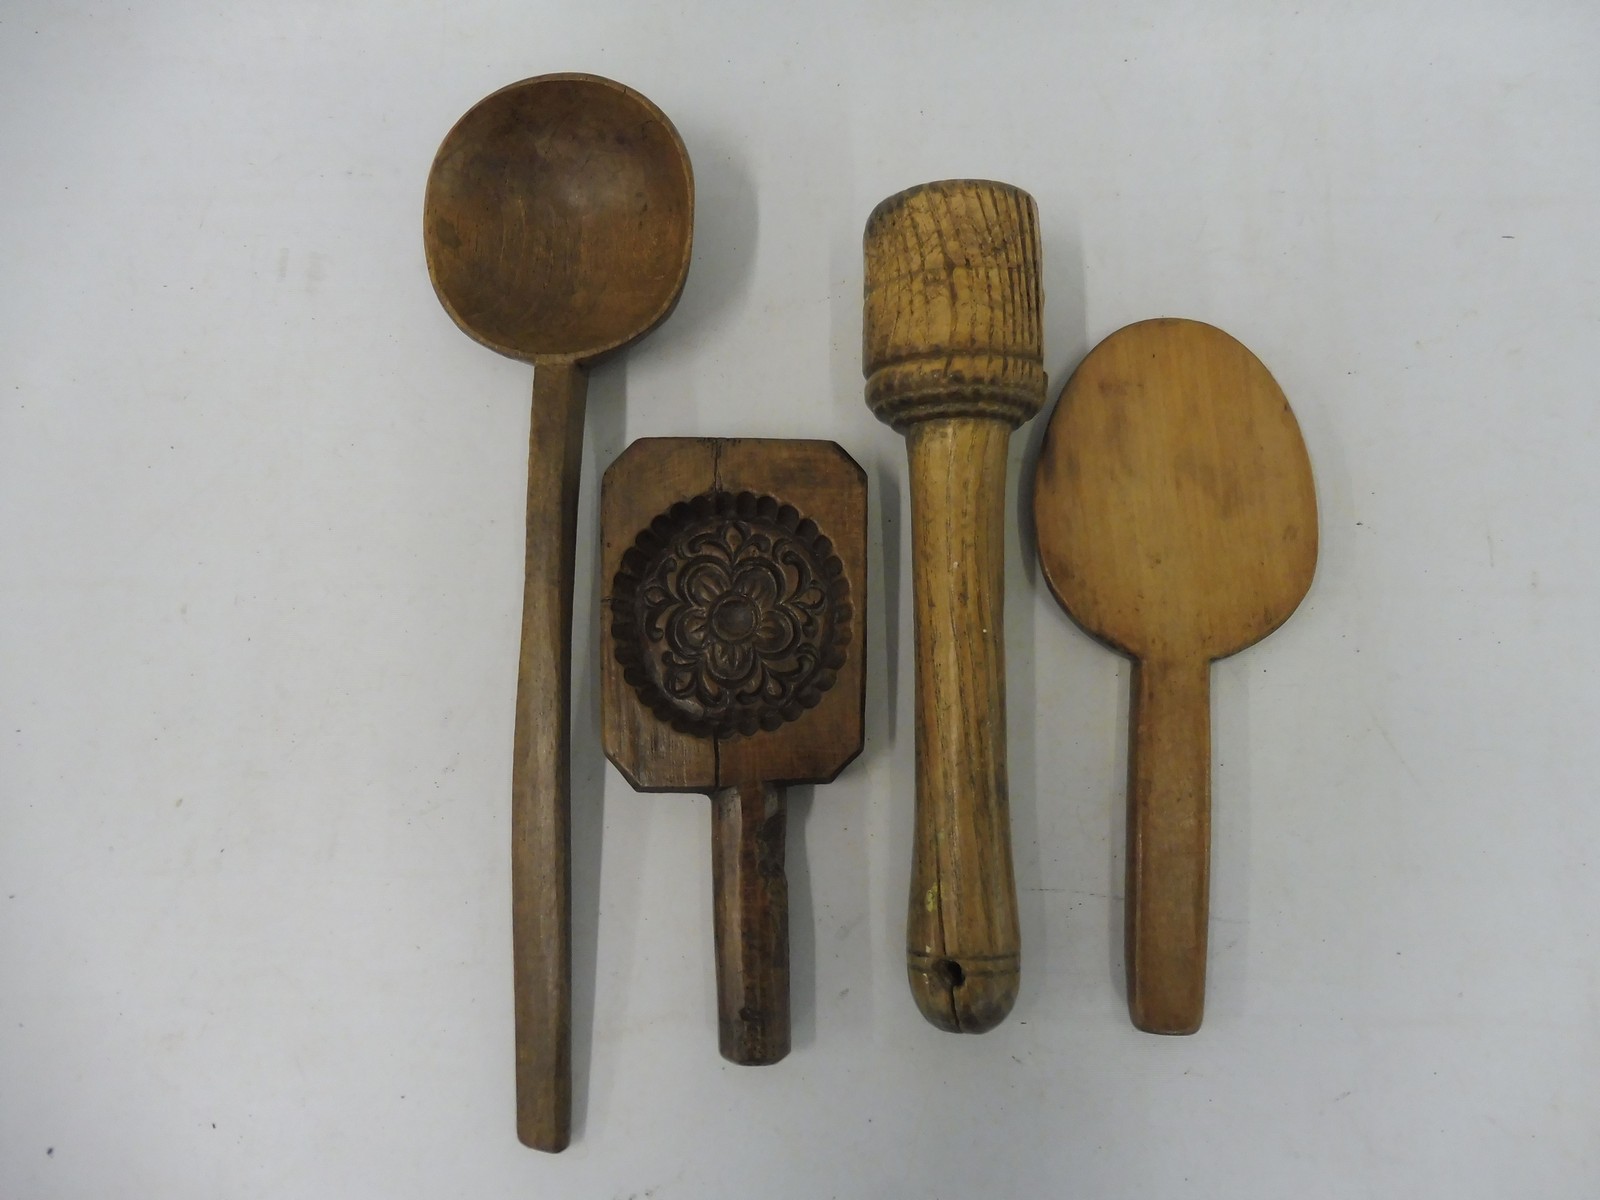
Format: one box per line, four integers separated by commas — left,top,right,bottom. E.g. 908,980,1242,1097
610,491,852,739
600,438,867,1067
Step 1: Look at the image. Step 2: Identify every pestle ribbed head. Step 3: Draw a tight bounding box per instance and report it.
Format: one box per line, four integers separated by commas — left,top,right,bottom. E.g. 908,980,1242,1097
863,180,1045,430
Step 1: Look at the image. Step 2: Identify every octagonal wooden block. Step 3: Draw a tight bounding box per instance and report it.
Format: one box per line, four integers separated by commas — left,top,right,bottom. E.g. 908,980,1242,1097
600,437,867,794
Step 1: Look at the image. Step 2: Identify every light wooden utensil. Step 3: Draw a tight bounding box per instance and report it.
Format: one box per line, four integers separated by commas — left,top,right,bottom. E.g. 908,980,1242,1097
600,438,866,1064
422,73,693,1151
863,180,1045,1033
1033,318,1317,1034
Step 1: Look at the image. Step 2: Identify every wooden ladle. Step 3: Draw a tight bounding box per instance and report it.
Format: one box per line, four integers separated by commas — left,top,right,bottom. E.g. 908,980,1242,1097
1033,318,1317,1035
423,73,693,1151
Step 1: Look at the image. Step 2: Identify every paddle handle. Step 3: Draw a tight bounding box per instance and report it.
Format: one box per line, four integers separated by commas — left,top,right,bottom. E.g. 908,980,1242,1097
1126,654,1213,1034
899,418,1021,1032
710,781,790,1065
511,358,587,1151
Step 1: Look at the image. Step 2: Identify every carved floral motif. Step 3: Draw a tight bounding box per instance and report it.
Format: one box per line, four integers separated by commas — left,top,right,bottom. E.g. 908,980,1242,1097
611,491,851,738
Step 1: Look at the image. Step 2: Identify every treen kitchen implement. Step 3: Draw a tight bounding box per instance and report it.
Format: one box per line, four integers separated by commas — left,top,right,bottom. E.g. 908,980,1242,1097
423,72,694,1151
600,438,866,1065
1033,318,1317,1034
862,180,1045,1033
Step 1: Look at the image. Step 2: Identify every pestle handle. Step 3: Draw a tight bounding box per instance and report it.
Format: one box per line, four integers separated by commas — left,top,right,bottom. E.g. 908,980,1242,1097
903,417,1022,1031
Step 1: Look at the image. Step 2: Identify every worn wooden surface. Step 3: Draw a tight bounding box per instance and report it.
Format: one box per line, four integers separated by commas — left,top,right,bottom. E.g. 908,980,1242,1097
601,438,866,1064
508,359,584,1147
863,180,1044,1033
422,72,693,1151
1033,317,1317,1034
710,782,789,1064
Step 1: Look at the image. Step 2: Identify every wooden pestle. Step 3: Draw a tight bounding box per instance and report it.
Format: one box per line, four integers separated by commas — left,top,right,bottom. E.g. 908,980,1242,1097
863,180,1045,1032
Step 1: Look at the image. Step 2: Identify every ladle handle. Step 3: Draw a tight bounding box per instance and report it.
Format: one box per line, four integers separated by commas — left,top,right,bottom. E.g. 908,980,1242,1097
903,417,1021,1033
1126,654,1213,1035
511,358,588,1151
709,781,790,1065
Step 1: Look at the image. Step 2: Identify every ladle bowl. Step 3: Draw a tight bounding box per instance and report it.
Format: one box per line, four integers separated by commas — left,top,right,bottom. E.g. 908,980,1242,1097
425,73,693,362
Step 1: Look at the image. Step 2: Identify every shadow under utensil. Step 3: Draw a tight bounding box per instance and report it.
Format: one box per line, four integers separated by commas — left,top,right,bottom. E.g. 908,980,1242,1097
1003,426,1047,1018
567,359,626,1141
1010,222,1087,1021
1206,649,1255,1027
644,127,760,361
570,133,756,1117
1109,658,1131,1007
784,782,817,1052
1017,222,1089,591
871,457,901,744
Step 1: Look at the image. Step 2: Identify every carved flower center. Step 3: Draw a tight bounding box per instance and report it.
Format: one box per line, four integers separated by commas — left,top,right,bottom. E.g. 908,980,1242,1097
709,594,759,642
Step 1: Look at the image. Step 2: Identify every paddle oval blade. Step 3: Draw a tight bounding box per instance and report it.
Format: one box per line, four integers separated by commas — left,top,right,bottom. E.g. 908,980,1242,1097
1034,318,1317,663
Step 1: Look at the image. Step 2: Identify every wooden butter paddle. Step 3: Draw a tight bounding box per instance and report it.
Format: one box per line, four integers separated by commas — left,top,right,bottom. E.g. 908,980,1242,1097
1032,318,1317,1034
423,74,693,1150
601,438,866,1064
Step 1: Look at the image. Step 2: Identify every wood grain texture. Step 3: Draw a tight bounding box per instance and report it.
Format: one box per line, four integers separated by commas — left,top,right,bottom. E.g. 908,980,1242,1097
601,438,866,1064
1127,656,1211,1034
509,359,585,1149
711,782,789,1065
423,72,693,1151
424,74,693,364
863,180,1044,1033
1033,317,1317,1034
599,440,720,794
902,418,1020,1033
